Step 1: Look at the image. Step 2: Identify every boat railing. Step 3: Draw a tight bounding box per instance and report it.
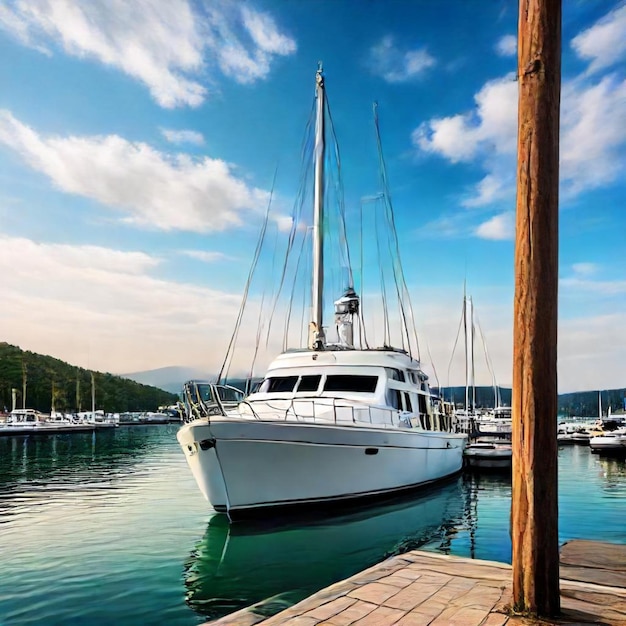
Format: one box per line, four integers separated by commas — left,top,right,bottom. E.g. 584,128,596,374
238,395,405,428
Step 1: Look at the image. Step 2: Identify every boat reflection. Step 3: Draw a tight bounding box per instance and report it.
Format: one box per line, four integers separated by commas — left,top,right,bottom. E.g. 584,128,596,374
183,477,467,621
596,456,626,496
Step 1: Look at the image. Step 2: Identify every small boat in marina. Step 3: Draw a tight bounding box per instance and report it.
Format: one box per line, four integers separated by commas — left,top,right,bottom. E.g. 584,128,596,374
463,440,512,471
588,392,626,455
557,422,592,445
0,408,96,436
177,66,467,516
447,293,511,439
589,418,626,456
589,430,626,455
476,406,512,438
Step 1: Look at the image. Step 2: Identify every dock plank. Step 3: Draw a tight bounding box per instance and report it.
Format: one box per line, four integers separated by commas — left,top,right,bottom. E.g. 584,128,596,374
205,541,626,626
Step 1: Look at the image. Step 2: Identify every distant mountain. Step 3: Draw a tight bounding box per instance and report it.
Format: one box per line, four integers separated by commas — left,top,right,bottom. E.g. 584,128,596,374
0,342,178,413
439,385,626,418
119,362,626,418
438,386,512,409
121,366,209,394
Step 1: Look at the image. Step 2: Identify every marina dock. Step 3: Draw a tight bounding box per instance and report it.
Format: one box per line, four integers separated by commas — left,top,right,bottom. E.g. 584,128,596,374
206,540,626,625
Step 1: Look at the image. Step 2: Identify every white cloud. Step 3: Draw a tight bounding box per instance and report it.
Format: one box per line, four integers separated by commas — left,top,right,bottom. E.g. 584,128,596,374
474,212,514,240
180,250,229,263
0,234,260,373
210,5,297,84
414,4,626,207
571,4,626,74
161,128,205,145
463,174,508,208
559,312,626,391
413,74,518,165
241,6,296,56
369,36,436,83
560,74,626,195
560,276,626,296
495,34,516,57
571,262,598,277
0,0,296,108
0,110,269,232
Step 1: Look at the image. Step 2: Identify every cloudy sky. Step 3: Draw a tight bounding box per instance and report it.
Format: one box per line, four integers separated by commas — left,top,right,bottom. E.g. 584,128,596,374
0,0,624,393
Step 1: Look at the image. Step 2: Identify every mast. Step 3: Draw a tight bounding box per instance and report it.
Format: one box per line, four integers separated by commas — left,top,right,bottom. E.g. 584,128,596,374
310,63,326,350
598,390,602,420
470,296,476,412
91,372,96,421
76,374,81,412
22,360,27,409
463,293,468,414
463,293,474,414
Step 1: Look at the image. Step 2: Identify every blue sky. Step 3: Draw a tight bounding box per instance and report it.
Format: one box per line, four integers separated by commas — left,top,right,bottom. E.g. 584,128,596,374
0,0,624,393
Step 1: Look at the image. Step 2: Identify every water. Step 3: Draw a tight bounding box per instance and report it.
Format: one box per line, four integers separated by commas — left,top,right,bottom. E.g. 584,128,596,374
1,428,625,625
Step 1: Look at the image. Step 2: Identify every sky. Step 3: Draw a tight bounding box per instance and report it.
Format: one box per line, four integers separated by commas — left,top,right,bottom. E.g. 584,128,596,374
0,0,624,393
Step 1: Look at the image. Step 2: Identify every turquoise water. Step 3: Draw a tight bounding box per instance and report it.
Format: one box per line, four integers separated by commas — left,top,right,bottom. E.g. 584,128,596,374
0,427,624,625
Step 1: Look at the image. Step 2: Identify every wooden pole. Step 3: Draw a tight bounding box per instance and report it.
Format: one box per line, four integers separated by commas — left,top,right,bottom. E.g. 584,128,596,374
512,0,561,617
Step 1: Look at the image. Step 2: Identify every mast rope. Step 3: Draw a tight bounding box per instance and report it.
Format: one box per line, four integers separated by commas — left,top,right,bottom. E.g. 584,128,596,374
216,172,276,384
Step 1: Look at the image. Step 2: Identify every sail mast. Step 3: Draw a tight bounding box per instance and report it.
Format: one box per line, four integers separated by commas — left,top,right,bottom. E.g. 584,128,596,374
91,372,96,421
310,63,326,350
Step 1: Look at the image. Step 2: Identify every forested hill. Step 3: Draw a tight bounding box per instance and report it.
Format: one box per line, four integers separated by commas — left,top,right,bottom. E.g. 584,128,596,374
0,342,178,413
439,385,626,418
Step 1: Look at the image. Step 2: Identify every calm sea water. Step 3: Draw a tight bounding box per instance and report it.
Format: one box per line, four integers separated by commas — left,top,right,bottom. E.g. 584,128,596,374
1,426,625,625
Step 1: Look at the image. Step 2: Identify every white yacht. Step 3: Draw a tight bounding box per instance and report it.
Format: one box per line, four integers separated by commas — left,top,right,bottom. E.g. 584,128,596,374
2,408,49,429
177,66,467,516
589,418,626,455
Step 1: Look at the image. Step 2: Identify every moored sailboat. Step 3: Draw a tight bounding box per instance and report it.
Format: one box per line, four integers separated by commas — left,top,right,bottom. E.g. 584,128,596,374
177,66,467,516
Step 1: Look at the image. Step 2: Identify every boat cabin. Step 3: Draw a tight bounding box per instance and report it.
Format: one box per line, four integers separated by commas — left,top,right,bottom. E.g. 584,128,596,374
7,409,47,425
242,348,453,431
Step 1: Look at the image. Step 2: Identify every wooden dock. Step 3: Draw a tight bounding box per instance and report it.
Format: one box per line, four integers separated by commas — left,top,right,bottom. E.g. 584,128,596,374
206,540,626,625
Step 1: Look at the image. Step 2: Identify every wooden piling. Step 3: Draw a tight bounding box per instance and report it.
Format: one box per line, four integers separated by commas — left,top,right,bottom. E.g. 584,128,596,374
512,0,562,617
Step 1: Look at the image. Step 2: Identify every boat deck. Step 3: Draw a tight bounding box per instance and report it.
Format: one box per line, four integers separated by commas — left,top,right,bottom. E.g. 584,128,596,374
205,540,626,625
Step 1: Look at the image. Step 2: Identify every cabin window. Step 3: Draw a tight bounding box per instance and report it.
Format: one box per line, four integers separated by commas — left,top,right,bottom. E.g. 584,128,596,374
216,386,244,403
259,376,298,393
297,375,321,392
385,368,405,382
403,392,413,412
388,389,401,409
417,393,428,416
324,375,378,393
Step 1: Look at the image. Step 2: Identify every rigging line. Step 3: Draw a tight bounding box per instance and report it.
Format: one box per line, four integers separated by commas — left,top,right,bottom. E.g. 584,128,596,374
446,296,467,398
264,100,316,348
216,171,276,384
374,196,391,347
374,108,410,354
325,93,354,288
299,228,311,348
358,199,370,349
426,340,441,393
283,229,309,351
473,309,499,405
373,102,421,360
248,289,267,381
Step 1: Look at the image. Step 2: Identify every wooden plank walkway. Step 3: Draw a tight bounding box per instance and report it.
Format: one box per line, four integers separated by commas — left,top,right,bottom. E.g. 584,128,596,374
206,540,626,626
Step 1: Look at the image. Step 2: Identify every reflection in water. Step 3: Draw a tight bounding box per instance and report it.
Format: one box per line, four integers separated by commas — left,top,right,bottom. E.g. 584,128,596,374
597,456,626,496
0,433,623,626
183,478,467,620
0,426,183,543
461,471,512,561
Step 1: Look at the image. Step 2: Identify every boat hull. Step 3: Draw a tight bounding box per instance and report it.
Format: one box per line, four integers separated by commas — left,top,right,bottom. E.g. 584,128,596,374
177,419,466,514
463,444,512,471
589,435,626,455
